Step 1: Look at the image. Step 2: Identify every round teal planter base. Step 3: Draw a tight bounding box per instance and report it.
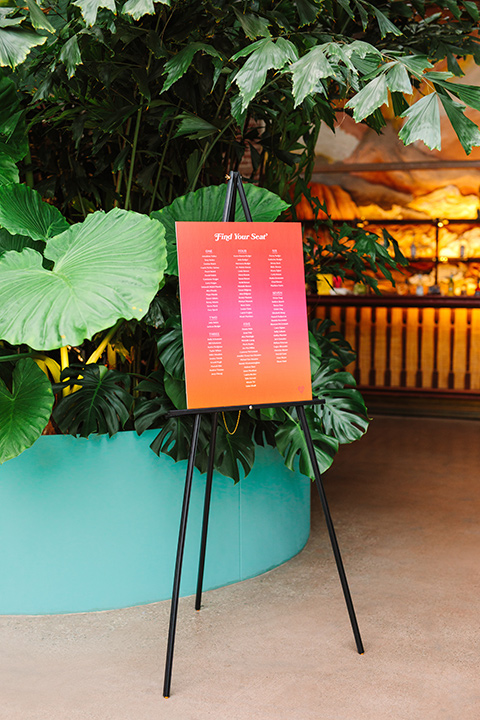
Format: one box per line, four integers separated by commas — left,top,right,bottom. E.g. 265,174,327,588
0,431,310,615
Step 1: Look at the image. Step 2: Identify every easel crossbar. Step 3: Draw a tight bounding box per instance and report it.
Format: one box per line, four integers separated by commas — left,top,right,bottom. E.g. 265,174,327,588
167,398,324,417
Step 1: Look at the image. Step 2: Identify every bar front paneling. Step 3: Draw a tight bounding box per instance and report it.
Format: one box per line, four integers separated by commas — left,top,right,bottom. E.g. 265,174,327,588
308,295,480,394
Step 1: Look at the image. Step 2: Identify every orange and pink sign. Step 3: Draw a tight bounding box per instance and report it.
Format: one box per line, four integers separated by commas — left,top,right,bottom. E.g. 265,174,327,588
176,222,312,409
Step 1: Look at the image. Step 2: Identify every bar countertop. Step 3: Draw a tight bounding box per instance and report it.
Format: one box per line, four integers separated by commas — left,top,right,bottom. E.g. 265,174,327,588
307,293,480,309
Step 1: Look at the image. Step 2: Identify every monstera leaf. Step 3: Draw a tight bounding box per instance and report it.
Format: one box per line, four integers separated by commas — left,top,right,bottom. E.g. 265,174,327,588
275,407,338,476
0,358,54,464
312,358,369,444
318,389,369,444
152,183,289,274
150,414,211,474
214,419,256,483
53,364,133,438
157,319,185,379
134,370,171,435
0,207,167,350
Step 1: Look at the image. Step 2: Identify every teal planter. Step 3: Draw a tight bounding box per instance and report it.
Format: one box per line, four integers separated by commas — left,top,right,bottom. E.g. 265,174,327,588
0,431,310,614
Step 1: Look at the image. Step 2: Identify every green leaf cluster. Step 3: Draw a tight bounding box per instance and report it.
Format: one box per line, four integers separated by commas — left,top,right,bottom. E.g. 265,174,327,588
0,180,168,461
3,0,480,216
302,192,409,296
0,358,53,465
53,363,133,437
2,0,480,479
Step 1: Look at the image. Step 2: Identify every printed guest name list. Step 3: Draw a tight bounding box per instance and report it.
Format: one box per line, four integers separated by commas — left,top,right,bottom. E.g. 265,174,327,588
176,221,312,409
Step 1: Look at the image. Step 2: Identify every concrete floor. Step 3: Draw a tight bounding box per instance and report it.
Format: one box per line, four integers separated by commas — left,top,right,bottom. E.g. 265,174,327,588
1,415,479,719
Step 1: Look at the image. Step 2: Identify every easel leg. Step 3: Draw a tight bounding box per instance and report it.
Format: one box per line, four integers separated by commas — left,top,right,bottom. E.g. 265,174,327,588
163,413,202,698
297,405,365,655
195,412,218,610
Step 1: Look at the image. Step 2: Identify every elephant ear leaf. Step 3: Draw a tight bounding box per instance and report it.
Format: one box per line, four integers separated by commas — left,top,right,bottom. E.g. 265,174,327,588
53,364,133,438
0,183,69,240
0,227,44,257
0,207,167,350
0,358,54,464
152,183,289,275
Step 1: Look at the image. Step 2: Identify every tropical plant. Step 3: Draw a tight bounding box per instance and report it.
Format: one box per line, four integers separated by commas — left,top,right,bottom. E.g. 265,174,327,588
2,0,480,479
0,182,167,463
0,179,369,482
134,182,370,481
3,0,480,214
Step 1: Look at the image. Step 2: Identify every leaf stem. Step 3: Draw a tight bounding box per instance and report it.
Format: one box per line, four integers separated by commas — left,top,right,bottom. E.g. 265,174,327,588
24,148,35,189
0,352,36,362
60,346,70,397
125,103,144,210
188,118,235,192
149,119,175,213
282,407,296,424
86,319,124,365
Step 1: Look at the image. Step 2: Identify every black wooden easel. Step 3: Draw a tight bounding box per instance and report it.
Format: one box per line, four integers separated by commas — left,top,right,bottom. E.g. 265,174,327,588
163,172,364,698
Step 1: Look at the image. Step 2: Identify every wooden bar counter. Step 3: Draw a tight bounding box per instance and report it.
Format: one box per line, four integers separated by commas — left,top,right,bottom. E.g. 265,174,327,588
308,294,480,396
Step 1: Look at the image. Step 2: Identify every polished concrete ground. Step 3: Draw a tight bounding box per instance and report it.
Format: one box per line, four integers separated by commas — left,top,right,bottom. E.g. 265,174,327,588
1,416,479,719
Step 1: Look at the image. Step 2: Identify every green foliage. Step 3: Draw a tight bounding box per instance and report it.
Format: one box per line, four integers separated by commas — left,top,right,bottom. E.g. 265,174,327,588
232,37,298,109
0,228,44,257
0,13,46,68
303,206,408,295
0,192,167,350
275,407,339,477
134,299,369,480
0,154,19,186
2,0,480,478
53,363,133,437
0,178,168,463
152,183,288,274
2,0,479,215
0,183,69,240
214,419,256,484
0,74,28,185
0,358,54,464
149,415,211,473
399,93,442,151
72,0,117,27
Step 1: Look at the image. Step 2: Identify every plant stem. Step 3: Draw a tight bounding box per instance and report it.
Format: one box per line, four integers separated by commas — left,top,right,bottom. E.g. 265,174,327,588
77,193,87,218
60,346,70,397
0,352,37,362
24,148,35,189
86,319,124,365
282,407,296,424
149,119,175,213
114,117,132,208
60,346,69,370
188,119,235,192
125,103,144,210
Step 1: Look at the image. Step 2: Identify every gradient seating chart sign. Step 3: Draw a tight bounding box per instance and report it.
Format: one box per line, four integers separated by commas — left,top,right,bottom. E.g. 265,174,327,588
176,221,312,409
